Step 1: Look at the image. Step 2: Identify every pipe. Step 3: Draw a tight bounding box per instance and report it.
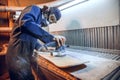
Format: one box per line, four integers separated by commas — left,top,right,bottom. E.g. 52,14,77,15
0,27,12,33
0,0,73,12
0,6,24,12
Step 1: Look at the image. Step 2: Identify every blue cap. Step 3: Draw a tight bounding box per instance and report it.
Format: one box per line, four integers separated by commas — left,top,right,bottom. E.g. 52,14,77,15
49,7,61,21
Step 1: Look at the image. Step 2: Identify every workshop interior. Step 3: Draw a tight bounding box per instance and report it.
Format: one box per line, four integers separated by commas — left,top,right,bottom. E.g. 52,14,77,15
0,0,120,80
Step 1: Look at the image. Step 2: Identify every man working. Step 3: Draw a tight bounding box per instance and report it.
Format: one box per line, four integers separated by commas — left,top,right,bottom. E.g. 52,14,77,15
6,5,66,80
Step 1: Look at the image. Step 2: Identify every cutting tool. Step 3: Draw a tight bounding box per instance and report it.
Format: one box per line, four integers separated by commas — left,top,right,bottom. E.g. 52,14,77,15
43,41,66,57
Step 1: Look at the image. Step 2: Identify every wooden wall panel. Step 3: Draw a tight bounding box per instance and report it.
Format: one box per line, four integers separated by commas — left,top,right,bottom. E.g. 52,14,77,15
0,0,8,6
118,26,120,50
52,25,120,51
94,28,98,48
8,0,55,6
104,27,108,49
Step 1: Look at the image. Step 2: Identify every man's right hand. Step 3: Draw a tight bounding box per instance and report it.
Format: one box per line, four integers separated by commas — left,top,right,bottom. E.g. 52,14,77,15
53,35,66,47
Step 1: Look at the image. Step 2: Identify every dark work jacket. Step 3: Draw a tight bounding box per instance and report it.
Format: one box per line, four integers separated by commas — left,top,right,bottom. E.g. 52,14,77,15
6,5,54,80
12,5,54,49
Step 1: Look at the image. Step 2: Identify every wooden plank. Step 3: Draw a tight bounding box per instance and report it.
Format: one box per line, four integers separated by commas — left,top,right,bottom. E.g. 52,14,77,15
102,27,105,49
35,50,120,80
111,26,114,49
109,26,114,49
79,29,83,46
92,28,95,47
113,26,117,50
104,27,108,49
86,29,90,47
90,28,93,47
97,28,100,48
89,29,92,47
84,29,86,47
94,28,98,48
99,27,103,48
37,51,88,68
81,29,84,46
78,29,81,46
76,30,79,46
108,26,111,49
118,26,120,50
35,53,78,80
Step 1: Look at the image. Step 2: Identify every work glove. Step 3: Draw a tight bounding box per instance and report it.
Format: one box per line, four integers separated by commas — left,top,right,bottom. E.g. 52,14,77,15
53,35,66,47
37,45,48,52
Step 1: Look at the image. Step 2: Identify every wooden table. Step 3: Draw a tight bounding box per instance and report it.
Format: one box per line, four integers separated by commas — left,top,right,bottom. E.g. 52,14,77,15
32,50,120,80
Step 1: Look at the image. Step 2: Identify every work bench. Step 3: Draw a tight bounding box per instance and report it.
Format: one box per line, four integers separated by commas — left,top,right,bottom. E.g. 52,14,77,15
32,50,120,80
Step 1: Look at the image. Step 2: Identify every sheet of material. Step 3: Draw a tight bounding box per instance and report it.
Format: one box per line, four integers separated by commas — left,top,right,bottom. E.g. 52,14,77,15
37,51,89,68
35,50,120,80
35,53,78,80
67,51,120,80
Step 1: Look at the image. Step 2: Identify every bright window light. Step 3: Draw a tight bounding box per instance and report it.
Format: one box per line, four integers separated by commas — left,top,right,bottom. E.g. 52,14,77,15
58,0,88,11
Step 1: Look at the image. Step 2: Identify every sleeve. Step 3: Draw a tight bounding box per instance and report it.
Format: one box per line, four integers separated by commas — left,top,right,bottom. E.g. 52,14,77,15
35,40,42,50
21,6,54,43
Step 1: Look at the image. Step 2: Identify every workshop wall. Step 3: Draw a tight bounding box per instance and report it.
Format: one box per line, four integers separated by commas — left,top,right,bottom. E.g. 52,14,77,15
49,0,119,32
50,0,120,53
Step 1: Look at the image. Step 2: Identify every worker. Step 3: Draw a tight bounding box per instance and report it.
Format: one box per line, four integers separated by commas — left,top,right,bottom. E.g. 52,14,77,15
6,5,66,80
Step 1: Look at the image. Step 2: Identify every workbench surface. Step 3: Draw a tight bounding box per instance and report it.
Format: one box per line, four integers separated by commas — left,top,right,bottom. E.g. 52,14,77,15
34,50,120,80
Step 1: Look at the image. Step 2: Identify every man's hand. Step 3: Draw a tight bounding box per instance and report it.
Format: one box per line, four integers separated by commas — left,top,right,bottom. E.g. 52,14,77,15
38,46,48,52
53,35,66,47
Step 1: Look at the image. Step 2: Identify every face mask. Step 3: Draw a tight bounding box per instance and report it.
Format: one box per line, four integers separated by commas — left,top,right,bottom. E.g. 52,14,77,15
48,14,57,24
41,19,49,27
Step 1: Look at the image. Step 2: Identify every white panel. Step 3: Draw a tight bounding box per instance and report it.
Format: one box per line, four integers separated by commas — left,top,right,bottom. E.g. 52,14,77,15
49,0,119,32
